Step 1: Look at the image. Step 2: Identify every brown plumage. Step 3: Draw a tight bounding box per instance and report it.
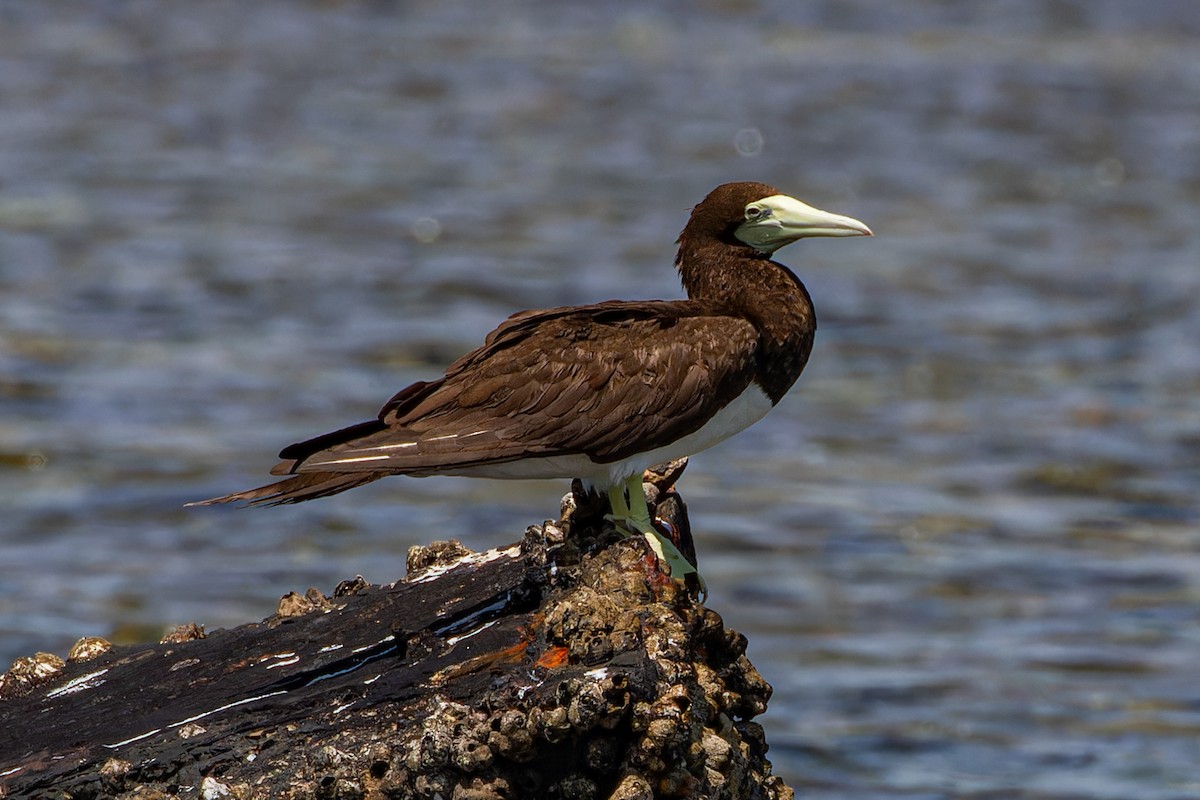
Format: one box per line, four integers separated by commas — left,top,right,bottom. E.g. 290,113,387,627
190,182,870,507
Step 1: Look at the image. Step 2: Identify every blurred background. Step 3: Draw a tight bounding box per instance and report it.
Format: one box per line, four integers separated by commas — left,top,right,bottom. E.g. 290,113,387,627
2,1,1198,796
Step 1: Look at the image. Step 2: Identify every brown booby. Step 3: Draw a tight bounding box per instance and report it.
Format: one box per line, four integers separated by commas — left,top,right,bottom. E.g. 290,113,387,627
190,182,871,581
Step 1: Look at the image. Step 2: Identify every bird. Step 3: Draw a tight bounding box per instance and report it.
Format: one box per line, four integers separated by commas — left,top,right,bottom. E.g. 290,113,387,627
189,182,871,583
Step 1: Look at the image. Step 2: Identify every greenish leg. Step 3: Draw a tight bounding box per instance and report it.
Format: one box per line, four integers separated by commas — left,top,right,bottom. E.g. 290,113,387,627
607,474,700,583
606,482,631,521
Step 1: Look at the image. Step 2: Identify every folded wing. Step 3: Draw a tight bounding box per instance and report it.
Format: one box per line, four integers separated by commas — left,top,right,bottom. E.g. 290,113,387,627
192,301,759,505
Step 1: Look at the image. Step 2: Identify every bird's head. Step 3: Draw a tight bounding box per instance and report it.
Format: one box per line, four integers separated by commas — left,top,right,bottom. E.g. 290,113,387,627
679,182,872,256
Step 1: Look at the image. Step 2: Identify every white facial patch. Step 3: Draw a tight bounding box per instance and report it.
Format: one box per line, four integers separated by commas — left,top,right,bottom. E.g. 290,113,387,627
735,194,871,252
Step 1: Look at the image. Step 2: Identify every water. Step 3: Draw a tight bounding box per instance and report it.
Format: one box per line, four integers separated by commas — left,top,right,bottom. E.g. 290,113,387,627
2,2,1199,796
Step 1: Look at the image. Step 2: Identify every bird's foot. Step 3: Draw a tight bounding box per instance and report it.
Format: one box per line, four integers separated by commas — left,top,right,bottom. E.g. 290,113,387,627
639,521,705,590
603,513,689,569
606,476,706,598
605,511,694,567
655,514,707,602
604,472,705,597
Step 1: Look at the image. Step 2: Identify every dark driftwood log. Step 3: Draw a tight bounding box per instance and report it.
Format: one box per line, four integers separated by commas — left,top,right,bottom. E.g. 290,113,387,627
0,468,793,800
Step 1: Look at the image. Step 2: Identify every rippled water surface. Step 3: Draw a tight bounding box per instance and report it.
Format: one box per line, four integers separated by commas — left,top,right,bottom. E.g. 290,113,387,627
2,2,1199,796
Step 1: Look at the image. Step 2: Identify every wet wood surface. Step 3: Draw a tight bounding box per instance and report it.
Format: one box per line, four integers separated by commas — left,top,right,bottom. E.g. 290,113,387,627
1,477,793,800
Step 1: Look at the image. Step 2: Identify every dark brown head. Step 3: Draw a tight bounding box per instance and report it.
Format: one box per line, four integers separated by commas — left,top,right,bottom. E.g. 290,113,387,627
674,181,872,304
677,181,872,258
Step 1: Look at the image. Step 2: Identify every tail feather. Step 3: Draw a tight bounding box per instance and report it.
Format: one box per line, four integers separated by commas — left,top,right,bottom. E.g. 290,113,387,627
186,472,384,507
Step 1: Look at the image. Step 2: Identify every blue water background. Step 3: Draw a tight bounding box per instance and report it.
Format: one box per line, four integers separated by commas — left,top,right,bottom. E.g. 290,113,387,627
2,3,1199,796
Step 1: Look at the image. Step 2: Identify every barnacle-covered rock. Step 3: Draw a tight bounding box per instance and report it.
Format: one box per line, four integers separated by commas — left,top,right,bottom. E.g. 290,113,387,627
0,651,65,699
160,621,207,643
0,471,792,799
68,636,114,663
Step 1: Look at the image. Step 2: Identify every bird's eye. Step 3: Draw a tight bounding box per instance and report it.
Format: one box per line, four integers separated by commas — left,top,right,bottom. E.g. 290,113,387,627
745,206,765,220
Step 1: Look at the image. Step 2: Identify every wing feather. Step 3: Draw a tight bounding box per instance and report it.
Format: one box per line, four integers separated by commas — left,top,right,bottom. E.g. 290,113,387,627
260,301,761,478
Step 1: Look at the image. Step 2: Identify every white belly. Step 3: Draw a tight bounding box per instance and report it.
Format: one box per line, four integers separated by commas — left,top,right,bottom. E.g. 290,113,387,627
447,386,775,487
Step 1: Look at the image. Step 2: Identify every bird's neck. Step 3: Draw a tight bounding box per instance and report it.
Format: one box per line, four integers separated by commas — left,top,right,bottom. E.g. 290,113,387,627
676,241,817,403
